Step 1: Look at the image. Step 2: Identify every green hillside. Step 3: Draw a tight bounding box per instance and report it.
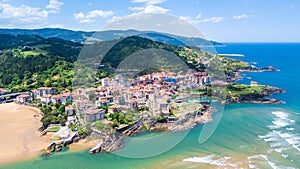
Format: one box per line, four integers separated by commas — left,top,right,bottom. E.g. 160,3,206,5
0,34,81,91
0,34,233,92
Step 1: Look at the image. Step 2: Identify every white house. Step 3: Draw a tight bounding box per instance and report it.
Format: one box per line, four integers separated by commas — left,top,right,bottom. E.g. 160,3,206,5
41,95,52,104
16,94,32,103
51,95,61,104
61,92,73,104
101,77,111,87
0,88,8,95
37,87,56,98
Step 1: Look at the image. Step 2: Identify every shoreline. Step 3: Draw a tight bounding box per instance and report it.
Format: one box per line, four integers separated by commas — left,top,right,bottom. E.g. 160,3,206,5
0,103,92,166
0,103,47,166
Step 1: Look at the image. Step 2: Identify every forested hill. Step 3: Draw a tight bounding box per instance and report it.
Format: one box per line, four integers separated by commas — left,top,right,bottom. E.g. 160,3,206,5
0,34,82,91
0,34,81,56
0,34,206,92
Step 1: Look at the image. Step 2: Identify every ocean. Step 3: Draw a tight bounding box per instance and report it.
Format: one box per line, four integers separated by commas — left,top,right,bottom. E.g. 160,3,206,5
2,43,300,169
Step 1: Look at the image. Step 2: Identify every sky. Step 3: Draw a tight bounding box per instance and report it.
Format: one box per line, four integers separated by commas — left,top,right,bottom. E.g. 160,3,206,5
0,0,299,42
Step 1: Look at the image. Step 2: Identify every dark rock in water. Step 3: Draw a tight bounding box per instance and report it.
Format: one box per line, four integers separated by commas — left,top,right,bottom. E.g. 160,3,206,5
55,145,62,152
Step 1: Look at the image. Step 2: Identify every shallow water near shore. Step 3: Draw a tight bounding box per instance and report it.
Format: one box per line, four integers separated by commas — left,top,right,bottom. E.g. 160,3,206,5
2,43,300,168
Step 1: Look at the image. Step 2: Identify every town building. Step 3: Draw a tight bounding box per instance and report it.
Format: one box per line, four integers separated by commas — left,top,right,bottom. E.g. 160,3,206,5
0,88,8,95
16,94,32,103
84,108,106,122
65,105,75,116
37,87,56,98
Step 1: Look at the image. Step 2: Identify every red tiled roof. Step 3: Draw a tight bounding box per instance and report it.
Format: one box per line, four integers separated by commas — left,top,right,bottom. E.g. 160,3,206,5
65,105,74,111
61,93,72,97
0,88,8,92
41,95,52,98
38,87,54,90
51,95,61,99
17,94,31,98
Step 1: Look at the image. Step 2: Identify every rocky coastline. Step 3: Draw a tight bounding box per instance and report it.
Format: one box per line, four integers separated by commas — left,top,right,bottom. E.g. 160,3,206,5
239,66,279,72
88,105,216,154
149,106,215,132
224,87,287,105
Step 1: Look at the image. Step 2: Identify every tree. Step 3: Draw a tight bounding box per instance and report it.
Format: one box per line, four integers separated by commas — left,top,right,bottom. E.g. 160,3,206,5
44,79,51,87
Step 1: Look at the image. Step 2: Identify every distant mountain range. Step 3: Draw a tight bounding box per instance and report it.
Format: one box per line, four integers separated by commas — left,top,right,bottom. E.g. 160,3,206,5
0,28,222,46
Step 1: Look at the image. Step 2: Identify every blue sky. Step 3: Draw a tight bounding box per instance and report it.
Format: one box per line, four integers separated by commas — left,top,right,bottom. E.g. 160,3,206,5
0,0,299,42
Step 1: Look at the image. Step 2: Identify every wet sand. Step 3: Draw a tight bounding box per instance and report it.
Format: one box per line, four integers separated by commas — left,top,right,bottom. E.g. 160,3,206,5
0,103,50,165
68,138,99,152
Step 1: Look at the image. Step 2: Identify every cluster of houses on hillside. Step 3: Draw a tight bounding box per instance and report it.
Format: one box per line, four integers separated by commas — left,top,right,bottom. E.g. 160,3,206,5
16,87,72,105
74,69,211,122
10,69,211,125
15,87,76,124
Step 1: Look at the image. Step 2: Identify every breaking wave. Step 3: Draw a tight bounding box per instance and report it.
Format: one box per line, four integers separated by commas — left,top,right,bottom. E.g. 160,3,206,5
247,154,295,169
182,155,238,167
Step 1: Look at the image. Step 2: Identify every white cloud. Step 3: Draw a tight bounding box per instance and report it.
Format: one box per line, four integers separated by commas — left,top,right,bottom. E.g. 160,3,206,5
0,0,63,25
108,4,168,24
74,10,114,23
143,5,169,14
128,6,144,11
46,0,63,13
195,13,202,19
131,0,166,5
179,15,224,24
47,24,65,28
202,17,224,23
0,3,48,23
179,16,200,24
233,14,254,20
128,0,169,15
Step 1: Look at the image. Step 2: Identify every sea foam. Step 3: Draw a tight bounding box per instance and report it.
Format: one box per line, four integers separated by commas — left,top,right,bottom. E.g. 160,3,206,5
247,154,295,169
259,110,300,161
182,155,238,167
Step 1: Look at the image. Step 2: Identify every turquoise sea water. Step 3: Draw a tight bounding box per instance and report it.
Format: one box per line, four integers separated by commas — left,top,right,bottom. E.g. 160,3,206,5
2,43,300,169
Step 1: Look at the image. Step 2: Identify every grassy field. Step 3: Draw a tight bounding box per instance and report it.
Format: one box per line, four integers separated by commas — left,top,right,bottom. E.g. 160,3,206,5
227,84,265,98
21,51,45,57
47,126,61,131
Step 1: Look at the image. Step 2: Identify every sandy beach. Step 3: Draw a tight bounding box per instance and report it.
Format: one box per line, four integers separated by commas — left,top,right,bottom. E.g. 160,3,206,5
68,138,99,152
0,103,51,165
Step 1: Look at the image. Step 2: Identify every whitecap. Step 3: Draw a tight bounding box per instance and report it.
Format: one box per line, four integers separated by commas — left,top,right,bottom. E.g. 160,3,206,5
264,136,281,142
247,154,295,169
273,120,290,127
281,154,289,158
289,119,295,123
275,147,290,153
258,131,278,139
274,131,300,152
272,111,289,119
182,155,237,167
269,142,285,148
